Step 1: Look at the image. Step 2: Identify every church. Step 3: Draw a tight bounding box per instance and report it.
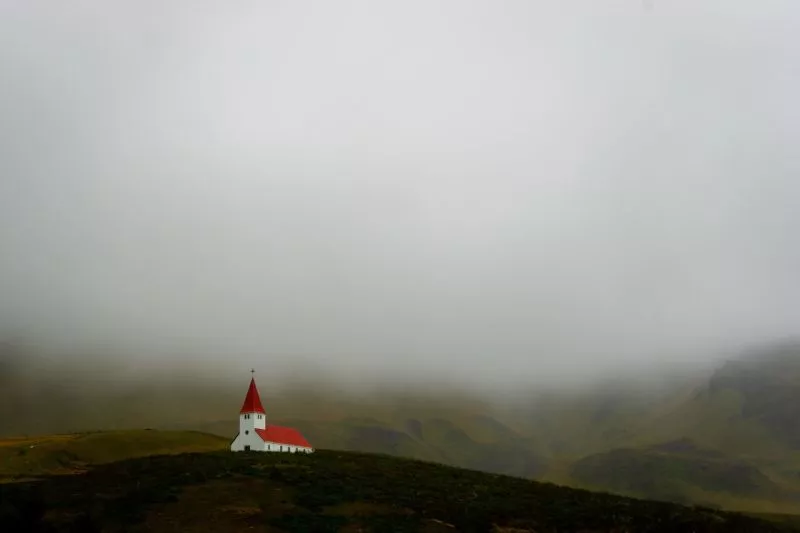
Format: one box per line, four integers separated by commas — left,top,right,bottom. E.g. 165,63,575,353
230,375,314,453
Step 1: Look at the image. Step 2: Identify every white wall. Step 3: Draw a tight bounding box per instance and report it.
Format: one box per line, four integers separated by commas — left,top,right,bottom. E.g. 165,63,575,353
230,412,268,451
231,413,315,453
230,430,265,451
232,437,313,453
264,441,313,453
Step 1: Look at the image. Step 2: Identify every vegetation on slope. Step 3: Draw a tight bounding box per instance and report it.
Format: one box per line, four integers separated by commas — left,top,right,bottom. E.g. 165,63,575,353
1,449,796,533
0,430,228,481
183,415,549,479
569,439,797,509
707,344,800,450
7,340,800,516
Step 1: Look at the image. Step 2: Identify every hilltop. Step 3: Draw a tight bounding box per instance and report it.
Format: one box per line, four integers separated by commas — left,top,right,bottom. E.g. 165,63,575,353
0,430,228,482
7,341,800,515
0,439,796,532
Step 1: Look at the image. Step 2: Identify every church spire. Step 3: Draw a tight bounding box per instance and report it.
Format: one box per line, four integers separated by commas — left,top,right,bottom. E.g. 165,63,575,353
239,373,266,415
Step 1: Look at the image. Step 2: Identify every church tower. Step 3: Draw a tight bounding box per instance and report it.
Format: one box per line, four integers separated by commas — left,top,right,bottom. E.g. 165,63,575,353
239,376,266,434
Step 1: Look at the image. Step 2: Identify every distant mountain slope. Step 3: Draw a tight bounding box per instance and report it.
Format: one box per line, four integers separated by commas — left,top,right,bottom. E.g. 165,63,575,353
620,345,800,460
185,415,548,478
0,448,794,532
147,341,800,515
559,343,800,513
569,439,798,511
8,340,800,516
707,343,800,449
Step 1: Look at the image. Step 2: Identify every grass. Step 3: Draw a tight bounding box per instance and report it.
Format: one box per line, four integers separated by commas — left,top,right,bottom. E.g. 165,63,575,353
1,448,797,532
566,441,800,515
0,430,228,481
7,345,800,521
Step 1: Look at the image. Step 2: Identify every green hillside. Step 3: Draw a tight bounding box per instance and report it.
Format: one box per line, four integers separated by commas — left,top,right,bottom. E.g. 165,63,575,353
183,415,548,479
0,430,228,481
7,342,800,516
569,440,798,510
1,447,795,532
551,343,800,513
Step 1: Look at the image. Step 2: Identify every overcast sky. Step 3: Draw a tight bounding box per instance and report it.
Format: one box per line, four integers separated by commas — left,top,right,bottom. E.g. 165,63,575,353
1,1,799,388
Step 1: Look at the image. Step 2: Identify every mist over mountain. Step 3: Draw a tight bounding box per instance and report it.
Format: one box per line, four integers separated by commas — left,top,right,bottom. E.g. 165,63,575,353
8,335,800,514
2,1,800,391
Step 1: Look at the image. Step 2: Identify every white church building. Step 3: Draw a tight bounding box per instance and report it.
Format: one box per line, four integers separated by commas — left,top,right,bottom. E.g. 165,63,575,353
230,376,314,453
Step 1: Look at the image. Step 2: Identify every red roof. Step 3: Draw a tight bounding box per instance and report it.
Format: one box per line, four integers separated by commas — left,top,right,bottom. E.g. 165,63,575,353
239,378,266,415
255,426,312,448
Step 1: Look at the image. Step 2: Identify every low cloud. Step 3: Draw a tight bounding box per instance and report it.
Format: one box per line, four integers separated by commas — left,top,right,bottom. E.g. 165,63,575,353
1,1,799,389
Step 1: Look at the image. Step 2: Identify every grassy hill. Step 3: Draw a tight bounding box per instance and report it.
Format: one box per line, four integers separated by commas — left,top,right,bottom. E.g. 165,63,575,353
8,341,800,516
569,439,799,512
179,415,548,479
556,343,800,513
1,444,796,532
0,430,228,481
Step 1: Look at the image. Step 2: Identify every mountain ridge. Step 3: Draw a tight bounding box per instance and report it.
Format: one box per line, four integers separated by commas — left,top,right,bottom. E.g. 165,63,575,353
5,339,800,514
1,441,795,532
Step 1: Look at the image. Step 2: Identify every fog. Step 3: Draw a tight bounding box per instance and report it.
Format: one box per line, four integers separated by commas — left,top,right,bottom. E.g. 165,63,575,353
2,1,799,390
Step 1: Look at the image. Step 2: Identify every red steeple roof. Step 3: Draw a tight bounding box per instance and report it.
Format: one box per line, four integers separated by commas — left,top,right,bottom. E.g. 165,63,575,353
239,377,266,414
